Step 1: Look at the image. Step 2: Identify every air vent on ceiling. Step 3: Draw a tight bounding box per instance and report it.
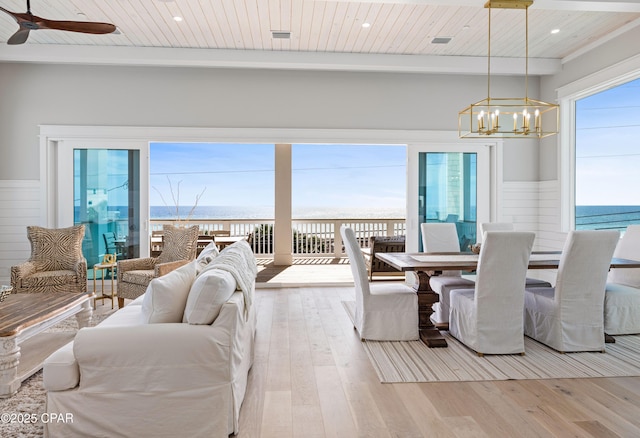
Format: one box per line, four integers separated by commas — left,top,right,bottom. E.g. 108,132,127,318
431,37,452,44
272,31,291,39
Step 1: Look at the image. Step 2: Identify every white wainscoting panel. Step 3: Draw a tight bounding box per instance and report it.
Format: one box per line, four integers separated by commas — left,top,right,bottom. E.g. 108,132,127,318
0,180,40,284
501,180,566,285
537,180,569,251
501,180,566,250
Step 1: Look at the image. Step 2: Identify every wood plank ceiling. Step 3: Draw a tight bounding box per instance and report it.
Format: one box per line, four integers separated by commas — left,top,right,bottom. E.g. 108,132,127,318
0,0,639,61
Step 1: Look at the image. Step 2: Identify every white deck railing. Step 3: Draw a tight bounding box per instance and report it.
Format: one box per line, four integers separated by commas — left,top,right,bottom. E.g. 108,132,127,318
150,218,406,257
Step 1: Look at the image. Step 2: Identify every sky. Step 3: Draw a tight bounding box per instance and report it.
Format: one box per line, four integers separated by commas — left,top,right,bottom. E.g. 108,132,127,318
575,77,640,206
149,143,406,211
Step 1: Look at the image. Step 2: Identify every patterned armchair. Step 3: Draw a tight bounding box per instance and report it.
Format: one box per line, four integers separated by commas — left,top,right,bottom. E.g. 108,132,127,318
11,225,87,294
116,224,199,307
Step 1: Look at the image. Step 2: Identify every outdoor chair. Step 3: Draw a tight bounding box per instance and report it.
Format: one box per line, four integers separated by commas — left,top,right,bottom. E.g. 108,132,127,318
524,230,619,353
116,224,199,307
605,225,640,335
449,231,535,356
11,225,87,294
480,222,551,288
102,231,124,260
150,230,164,257
361,235,405,281
341,226,418,341
196,234,214,256
420,222,474,326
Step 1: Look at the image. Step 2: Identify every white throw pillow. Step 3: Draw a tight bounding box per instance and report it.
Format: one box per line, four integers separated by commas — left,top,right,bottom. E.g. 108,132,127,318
183,268,237,324
195,241,220,274
141,261,197,323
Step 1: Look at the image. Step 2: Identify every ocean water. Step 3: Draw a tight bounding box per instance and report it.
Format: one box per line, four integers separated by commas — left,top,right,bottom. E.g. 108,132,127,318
576,205,640,230
150,205,406,220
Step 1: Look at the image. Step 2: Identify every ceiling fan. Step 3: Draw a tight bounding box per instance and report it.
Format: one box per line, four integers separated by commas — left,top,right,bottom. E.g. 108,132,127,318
0,0,116,45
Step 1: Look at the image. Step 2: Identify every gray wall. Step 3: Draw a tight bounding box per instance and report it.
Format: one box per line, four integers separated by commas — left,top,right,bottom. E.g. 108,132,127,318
0,62,540,181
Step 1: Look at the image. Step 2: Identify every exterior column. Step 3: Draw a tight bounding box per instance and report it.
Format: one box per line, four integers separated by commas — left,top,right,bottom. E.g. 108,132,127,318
274,144,292,266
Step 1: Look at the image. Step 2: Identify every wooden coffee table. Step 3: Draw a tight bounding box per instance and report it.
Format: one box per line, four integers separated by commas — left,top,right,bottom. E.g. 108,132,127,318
0,292,93,398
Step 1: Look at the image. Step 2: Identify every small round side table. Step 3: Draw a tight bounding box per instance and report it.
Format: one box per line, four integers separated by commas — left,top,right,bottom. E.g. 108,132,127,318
93,262,116,309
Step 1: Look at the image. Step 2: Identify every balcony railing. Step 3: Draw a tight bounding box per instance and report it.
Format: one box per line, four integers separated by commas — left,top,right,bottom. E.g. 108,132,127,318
150,218,406,257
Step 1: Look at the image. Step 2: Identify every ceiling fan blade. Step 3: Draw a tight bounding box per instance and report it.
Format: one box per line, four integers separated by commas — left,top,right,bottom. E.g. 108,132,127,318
38,18,116,35
0,7,39,25
0,5,19,21
7,28,30,45
1,2,116,45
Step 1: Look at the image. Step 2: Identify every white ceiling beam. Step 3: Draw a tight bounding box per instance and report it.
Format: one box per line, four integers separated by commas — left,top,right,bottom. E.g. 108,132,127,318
317,0,640,13
0,44,561,75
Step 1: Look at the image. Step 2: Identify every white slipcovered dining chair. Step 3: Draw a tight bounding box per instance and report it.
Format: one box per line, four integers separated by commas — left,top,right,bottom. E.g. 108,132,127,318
449,231,535,356
341,226,418,341
523,230,620,353
481,222,551,288
480,222,514,233
420,222,474,326
604,225,640,335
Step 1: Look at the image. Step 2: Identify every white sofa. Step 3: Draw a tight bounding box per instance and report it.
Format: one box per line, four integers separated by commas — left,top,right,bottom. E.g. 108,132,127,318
43,241,257,438
605,225,640,335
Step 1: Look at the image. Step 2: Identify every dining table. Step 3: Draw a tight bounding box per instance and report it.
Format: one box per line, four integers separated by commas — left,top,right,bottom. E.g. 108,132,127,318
375,251,640,348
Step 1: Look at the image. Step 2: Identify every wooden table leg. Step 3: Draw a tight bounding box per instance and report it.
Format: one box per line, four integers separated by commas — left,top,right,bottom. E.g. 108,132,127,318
412,270,447,348
0,336,20,397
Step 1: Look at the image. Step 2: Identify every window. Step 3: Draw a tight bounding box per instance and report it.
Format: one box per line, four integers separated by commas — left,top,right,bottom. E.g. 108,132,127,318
418,152,477,250
575,77,640,231
291,144,405,219
74,149,140,266
150,142,275,220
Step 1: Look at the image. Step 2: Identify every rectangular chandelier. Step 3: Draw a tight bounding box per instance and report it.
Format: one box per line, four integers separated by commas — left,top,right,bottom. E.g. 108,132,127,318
459,97,559,139
458,0,559,139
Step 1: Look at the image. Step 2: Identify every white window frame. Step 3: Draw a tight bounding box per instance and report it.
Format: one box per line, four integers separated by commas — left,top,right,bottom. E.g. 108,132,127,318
557,55,640,232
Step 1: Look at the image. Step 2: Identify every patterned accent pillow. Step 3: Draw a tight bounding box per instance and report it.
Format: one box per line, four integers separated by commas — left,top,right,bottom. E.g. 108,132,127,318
157,224,199,264
27,225,85,272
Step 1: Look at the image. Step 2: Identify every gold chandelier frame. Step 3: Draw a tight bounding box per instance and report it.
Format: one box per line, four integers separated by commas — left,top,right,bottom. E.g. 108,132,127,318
458,0,559,139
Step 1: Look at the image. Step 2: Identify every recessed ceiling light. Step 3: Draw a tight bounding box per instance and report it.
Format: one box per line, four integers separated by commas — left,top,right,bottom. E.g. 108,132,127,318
173,16,183,22
362,22,371,29
551,29,560,34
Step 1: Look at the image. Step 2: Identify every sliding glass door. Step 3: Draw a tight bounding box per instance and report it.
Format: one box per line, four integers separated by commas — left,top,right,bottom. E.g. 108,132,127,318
407,143,491,253
418,152,477,250
56,141,149,268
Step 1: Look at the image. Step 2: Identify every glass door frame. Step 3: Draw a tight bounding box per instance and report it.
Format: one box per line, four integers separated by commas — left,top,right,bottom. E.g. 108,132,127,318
406,142,497,253
52,140,150,258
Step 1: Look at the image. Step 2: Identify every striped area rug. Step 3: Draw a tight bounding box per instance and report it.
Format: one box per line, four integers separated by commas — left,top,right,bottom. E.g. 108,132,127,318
342,301,640,383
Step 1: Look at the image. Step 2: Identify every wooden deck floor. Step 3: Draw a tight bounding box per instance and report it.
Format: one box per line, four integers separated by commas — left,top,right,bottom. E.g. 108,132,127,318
257,257,353,286
256,257,404,287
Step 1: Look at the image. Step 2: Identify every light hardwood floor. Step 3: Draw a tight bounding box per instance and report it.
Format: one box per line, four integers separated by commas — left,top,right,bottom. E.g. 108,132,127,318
237,285,640,438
